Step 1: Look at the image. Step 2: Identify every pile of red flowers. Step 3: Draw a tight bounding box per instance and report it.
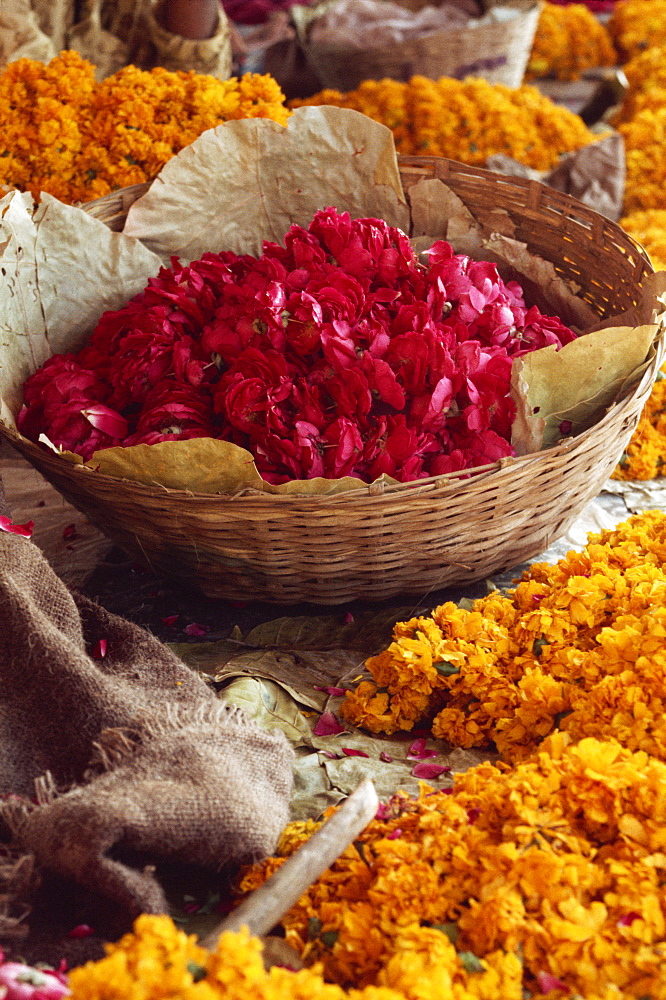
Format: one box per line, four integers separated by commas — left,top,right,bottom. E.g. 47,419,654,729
18,209,576,484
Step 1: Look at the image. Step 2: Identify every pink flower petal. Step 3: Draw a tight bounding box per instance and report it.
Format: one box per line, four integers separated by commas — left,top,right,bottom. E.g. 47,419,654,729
313,711,345,736
375,802,391,820
343,612,354,624
162,614,179,627
0,516,34,538
342,748,369,757
91,639,107,659
386,828,403,840
467,807,482,823
319,750,339,759
411,762,450,780
67,923,94,939
62,523,78,541
81,404,128,439
183,622,210,637
379,751,393,763
536,972,569,994
617,911,641,927
313,686,347,697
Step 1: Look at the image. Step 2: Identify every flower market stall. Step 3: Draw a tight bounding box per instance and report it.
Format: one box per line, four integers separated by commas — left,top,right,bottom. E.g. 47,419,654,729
5,0,666,996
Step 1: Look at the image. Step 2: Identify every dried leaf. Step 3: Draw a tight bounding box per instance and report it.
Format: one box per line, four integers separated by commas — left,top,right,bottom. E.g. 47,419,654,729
0,191,161,428
242,607,416,652
219,676,315,743
123,107,409,262
513,324,659,451
482,233,598,330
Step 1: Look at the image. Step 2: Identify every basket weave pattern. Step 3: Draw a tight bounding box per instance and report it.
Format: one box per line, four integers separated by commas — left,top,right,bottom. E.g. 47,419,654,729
4,157,662,604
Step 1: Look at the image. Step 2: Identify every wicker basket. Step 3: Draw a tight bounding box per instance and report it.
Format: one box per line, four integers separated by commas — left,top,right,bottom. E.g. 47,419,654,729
290,0,541,92
2,157,662,604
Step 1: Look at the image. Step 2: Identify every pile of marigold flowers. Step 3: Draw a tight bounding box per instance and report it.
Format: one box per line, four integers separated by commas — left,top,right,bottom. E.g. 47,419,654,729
526,2,617,81
291,76,597,170
342,509,666,761
612,366,666,479
608,0,666,61
611,44,666,213
0,51,289,204
18,208,576,483
65,731,666,999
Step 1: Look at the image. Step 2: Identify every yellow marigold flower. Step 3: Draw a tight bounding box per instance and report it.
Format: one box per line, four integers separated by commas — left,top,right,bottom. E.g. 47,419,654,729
526,3,617,82
292,76,596,172
343,511,666,763
0,52,289,204
609,0,666,61
613,367,666,479
234,736,666,997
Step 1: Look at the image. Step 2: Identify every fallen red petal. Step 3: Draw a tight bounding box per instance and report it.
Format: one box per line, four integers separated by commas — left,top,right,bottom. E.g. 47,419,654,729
536,972,569,994
343,612,354,624
183,622,210,637
342,748,369,757
91,639,107,659
0,516,34,538
411,762,450,780
62,523,78,541
386,827,403,840
313,686,347,696
379,751,393,762
66,924,94,939
313,711,345,736
162,614,179,627
617,911,641,927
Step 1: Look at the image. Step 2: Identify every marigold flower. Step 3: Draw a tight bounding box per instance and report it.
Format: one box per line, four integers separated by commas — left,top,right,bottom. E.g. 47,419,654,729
291,76,597,172
0,52,289,204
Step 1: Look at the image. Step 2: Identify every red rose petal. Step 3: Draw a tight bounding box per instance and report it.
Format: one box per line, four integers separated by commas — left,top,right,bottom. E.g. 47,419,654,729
617,911,641,927
81,404,128,439
536,972,569,994
411,762,450,780
379,751,393,763
467,807,482,823
313,686,347,697
67,924,94,939
342,748,369,757
91,639,107,659
386,828,403,840
162,614,179,627
62,523,78,541
343,612,354,624
183,622,210,637
0,516,34,538
313,711,345,736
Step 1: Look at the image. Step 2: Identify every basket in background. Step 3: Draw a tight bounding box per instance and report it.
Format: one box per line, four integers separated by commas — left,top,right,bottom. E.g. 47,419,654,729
288,0,542,92
2,156,662,604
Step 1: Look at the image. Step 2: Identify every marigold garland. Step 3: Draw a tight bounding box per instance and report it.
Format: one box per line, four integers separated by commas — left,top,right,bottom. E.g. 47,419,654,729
0,51,289,204
291,76,597,171
341,510,666,762
526,2,617,82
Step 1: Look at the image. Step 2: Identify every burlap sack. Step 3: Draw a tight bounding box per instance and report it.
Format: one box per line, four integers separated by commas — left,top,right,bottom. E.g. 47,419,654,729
0,478,294,939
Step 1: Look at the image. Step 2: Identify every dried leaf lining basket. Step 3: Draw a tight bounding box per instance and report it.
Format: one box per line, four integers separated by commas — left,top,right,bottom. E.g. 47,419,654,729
2,157,664,604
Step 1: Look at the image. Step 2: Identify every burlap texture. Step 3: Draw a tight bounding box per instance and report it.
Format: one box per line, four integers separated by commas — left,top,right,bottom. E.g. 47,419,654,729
0,484,294,934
